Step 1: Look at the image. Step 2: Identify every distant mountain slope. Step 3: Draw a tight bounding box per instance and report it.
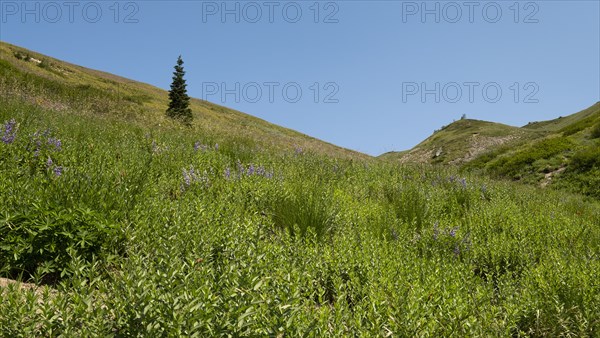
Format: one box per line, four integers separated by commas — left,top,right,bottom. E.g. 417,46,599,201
380,119,542,165
0,41,368,160
381,103,600,197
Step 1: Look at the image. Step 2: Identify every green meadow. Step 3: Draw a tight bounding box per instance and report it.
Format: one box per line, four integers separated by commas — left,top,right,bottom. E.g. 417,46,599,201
1,43,599,337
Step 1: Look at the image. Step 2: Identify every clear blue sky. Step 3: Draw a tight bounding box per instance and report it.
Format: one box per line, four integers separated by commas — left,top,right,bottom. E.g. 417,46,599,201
1,1,599,155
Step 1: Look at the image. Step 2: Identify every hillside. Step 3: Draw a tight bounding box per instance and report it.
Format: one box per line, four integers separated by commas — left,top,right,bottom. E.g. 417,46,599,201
381,103,600,197
1,43,600,336
0,41,367,160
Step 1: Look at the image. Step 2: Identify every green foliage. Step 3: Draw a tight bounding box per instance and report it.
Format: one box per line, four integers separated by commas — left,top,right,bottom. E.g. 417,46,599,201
554,143,600,198
591,122,600,139
560,114,599,136
166,56,192,125
486,137,573,179
1,99,599,336
383,182,429,233
569,143,600,172
0,205,122,285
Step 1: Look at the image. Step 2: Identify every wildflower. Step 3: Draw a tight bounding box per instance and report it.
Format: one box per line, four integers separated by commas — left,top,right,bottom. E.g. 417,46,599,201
458,178,467,188
247,164,255,176
53,166,63,177
224,167,231,179
194,141,201,152
46,157,53,168
449,227,458,237
214,143,219,151
433,222,439,240
1,119,18,144
294,145,303,155
47,137,62,150
183,168,192,187
453,244,460,256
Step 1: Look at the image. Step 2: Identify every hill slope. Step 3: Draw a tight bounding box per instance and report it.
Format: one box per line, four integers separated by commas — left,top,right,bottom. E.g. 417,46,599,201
381,103,600,196
1,43,599,336
0,41,367,160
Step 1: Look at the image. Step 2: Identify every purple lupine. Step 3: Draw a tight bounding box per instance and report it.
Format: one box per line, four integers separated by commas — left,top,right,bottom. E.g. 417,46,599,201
194,141,201,152
265,171,273,179
294,146,303,155
224,167,231,179
46,157,53,169
247,164,255,176
1,119,17,144
458,178,467,189
449,227,458,238
454,245,460,256
183,168,192,187
47,137,62,151
53,166,63,177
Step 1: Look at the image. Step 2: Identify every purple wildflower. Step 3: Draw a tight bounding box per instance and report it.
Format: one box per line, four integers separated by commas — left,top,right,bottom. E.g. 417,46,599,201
224,167,231,179
47,137,62,150
53,166,63,177
454,245,460,256
1,119,17,144
194,141,201,152
214,143,219,151
449,227,458,238
294,145,303,155
247,164,255,176
183,168,192,187
265,171,273,179
46,157,53,168
458,178,467,188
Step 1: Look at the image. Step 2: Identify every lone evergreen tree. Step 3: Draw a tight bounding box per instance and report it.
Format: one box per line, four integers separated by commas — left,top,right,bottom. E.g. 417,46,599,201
166,56,192,124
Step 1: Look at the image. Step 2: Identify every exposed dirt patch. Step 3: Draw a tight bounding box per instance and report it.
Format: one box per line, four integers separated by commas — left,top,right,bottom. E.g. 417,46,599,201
449,134,519,165
541,167,566,188
397,148,434,164
0,277,38,290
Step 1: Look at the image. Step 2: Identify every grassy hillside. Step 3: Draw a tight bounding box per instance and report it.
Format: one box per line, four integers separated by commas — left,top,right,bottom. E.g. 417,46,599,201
382,103,600,197
0,41,367,160
1,44,599,336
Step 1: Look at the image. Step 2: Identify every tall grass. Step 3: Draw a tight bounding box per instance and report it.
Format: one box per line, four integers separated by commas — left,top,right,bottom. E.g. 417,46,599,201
1,97,599,336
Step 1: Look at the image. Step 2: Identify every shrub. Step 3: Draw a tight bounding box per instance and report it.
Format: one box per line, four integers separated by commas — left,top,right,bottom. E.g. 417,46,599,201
0,204,124,284
487,137,573,178
591,122,600,139
383,183,429,233
270,181,337,239
568,144,600,172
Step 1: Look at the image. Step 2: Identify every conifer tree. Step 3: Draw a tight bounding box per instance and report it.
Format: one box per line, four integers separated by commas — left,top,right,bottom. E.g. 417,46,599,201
166,56,192,124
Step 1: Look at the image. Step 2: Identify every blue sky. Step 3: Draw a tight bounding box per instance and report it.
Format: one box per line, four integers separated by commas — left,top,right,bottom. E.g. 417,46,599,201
1,0,598,155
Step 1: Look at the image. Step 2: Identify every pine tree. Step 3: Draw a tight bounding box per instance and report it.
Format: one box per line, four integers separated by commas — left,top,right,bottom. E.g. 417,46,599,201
166,56,192,124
